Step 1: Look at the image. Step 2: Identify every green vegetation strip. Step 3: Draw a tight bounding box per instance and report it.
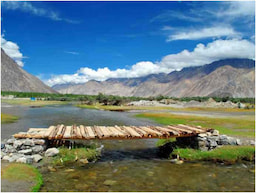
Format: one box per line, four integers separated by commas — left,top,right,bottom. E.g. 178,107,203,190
1,163,43,192
52,147,100,166
136,113,255,138
2,99,68,107
1,113,19,123
171,146,255,163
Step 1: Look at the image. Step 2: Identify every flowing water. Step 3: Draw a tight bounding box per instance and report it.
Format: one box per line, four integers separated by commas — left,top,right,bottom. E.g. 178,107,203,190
1,104,255,192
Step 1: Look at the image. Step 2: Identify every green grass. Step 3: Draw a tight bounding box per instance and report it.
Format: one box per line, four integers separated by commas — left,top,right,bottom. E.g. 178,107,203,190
1,163,43,192
2,99,68,107
156,138,176,147
136,113,255,138
52,147,100,166
1,113,19,123
76,103,255,113
171,146,255,163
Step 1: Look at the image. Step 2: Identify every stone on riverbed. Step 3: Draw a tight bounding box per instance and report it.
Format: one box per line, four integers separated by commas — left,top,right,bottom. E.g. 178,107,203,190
45,148,59,157
103,180,117,186
79,158,89,165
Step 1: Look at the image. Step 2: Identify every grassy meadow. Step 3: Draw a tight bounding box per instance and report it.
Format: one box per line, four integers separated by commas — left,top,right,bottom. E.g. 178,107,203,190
136,113,255,138
1,163,43,192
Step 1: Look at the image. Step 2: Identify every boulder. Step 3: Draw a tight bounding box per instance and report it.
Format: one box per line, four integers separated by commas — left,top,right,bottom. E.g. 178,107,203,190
16,157,27,163
26,156,34,164
32,145,44,153
79,158,89,165
211,130,219,136
5,144,16,153
1,144,5,149
6,138,15,145
32,154,43,163
198,133,207,138
227,137,237,145
45,148,59,157
13,140,23,149
236,139,242,145
23,139,35,146
218,135,229,145
18,149,32,155
1,151,6,158
2,155,10,161
33,139,45,145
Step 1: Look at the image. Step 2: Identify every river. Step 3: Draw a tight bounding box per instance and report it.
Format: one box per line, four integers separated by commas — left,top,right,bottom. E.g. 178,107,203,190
1,104,255,192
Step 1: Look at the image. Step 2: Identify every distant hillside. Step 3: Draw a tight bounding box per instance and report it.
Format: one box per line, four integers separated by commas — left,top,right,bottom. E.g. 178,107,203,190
1,49,56,93
53,58,255,98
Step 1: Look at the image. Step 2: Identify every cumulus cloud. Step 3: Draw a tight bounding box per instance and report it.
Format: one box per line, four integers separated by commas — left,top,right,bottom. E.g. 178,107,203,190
46,38,255,86
2,1,80,24
1,36,25,67
167,26,240,41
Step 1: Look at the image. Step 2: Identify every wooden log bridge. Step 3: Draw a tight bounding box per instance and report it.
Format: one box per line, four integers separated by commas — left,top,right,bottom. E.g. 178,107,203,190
13,124,212,140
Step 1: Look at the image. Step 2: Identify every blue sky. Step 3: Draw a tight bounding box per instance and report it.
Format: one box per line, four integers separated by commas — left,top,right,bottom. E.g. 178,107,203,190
1,1,255,86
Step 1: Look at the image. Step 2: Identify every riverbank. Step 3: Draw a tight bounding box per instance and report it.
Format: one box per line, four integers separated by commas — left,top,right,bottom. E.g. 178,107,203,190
2,99,68,107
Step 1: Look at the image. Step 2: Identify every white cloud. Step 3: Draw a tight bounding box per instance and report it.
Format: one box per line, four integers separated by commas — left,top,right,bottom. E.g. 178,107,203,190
167,26,240,41
64,51,79,55
160,39,255,69
46,38,255,86
2,1,80,24
1,36,25,67
217,1,255,18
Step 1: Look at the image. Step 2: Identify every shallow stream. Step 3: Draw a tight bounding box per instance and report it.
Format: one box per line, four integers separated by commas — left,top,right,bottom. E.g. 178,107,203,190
1,104,255,192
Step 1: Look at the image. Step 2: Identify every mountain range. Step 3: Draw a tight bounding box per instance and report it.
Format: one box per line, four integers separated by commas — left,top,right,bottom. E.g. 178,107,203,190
52,58,255,98
1,49,56,93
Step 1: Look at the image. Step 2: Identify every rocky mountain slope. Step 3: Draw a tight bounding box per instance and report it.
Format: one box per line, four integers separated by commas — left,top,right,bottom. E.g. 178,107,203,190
52,58,255,97
1,49,56,93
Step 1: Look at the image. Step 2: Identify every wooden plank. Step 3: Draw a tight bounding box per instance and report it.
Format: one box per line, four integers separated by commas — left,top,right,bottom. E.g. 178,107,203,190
104,127,116,138
131,126,148,137
121,126,141,138
167,125,192,134
109,126,127,137
76,126,83,139
139,126,162,137
55,124,65,139
92,126,104,138
153,126,179,136
107,127,121,137
85,126,96,139
114,126,130,137
98,126,111,138
79,125,87,139
63,126,72,139
49,125,61,139
43,126,56,138
178,124,205,133
70,125,77,139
